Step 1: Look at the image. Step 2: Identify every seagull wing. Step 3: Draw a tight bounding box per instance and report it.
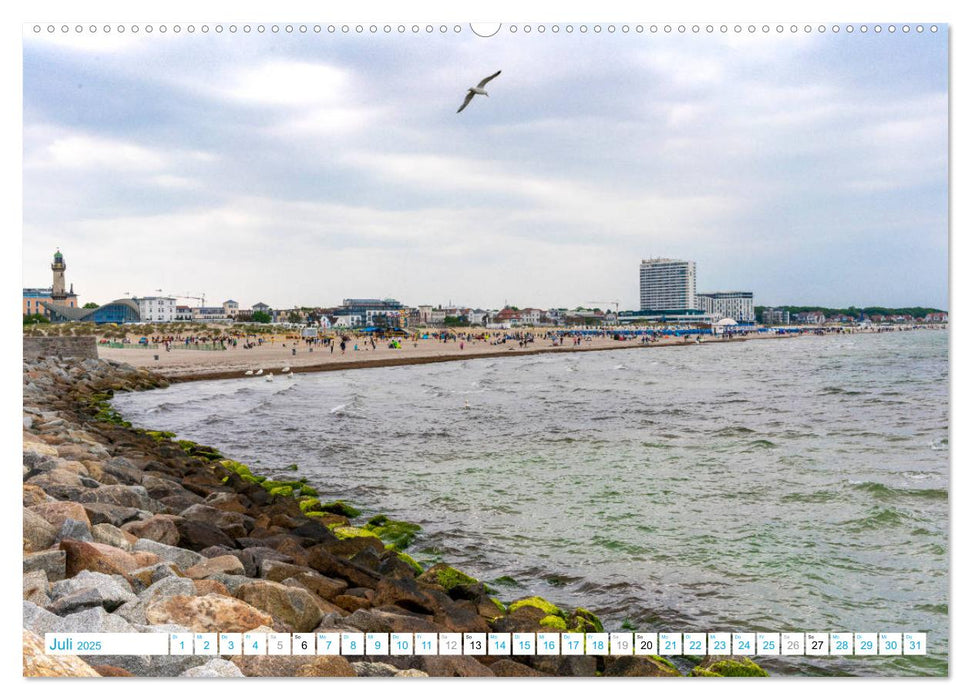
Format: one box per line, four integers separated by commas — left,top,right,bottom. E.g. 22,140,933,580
477,70,501,88
457,90,475,113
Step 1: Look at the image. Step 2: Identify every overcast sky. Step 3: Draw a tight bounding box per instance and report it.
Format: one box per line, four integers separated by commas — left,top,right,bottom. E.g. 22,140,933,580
22,25,948,311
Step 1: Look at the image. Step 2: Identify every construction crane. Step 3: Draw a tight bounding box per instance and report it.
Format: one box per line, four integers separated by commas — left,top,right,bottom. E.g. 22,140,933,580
181,292,207,307
587,301,620,314
145,289,206,306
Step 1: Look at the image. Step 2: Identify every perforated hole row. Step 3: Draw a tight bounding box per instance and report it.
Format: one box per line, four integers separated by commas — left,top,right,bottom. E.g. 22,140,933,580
30,23,939,35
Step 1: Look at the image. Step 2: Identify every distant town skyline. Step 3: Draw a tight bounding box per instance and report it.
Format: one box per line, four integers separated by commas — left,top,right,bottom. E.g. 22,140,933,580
22,245,947,314
23,26,948,310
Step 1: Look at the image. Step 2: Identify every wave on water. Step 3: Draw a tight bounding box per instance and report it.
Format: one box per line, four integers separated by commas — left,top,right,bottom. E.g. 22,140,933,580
902,471,937,481
590,535,652,557
745,439,778,449
847,481,948,501
839,506,916,532
820,386,865,396
780,489,839,503
712,426,756,437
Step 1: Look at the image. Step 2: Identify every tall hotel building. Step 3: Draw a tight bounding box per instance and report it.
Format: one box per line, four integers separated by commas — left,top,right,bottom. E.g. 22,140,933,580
639,258,697,311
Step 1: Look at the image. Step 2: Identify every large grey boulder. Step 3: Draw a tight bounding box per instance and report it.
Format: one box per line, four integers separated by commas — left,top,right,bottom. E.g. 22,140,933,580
114,575,197,625
50,570,136,611
133,539,205,570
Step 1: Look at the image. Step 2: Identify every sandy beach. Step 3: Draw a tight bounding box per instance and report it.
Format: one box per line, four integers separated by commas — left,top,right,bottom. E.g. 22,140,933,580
93,325,920,382
96,330,774,382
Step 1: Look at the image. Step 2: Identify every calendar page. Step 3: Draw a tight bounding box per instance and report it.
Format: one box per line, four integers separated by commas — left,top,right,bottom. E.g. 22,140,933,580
21,7,949,683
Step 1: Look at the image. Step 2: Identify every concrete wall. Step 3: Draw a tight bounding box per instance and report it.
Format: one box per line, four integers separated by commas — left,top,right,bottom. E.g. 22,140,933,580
23,336,98,361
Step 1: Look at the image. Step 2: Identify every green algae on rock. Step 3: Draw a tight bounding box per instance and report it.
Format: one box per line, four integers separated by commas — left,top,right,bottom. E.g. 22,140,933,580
176,439,222,461
393,550,424,576
570,608,604,633
508,596,563,618
139,429,176,442
83,392,132,427
298,498,321,513
649,655,678,671
317,500,361,518
417,563,478,592
690,657,769,677
332,526,381,540
364,514,421,550
539,614,567,630
261,480,312,497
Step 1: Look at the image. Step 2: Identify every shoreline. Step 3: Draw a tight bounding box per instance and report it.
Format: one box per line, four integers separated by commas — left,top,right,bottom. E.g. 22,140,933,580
87,326,939,384
165,335,747,383
24,354,765,677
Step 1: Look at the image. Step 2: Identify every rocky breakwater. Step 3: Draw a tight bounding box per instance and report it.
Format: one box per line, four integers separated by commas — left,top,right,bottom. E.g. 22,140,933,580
22,356,768,678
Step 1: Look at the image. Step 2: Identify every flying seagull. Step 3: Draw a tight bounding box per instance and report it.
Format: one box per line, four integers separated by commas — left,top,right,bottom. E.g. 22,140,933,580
457,70,501,113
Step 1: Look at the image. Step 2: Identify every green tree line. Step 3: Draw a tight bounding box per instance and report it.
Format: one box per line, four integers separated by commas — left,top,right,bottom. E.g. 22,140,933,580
756,305,945,320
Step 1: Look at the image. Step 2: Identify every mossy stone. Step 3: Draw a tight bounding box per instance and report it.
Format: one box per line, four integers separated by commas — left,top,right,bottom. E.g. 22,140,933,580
363,515,421,550
571,608,604,633
691,658,769,677
649,655,677,671
508,596,562,617
299,498,321,513
418,564,478,592
176,440,221,461
262,479,306,496
219,459,254,478
489,597,507,614
318,500,361,518
539,615,567,630
333,526,381,540
269,485,294,498
143,430,175,442
394,550,423,575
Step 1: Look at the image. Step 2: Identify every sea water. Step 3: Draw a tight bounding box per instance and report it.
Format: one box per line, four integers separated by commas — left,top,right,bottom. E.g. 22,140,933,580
114,329,949,676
